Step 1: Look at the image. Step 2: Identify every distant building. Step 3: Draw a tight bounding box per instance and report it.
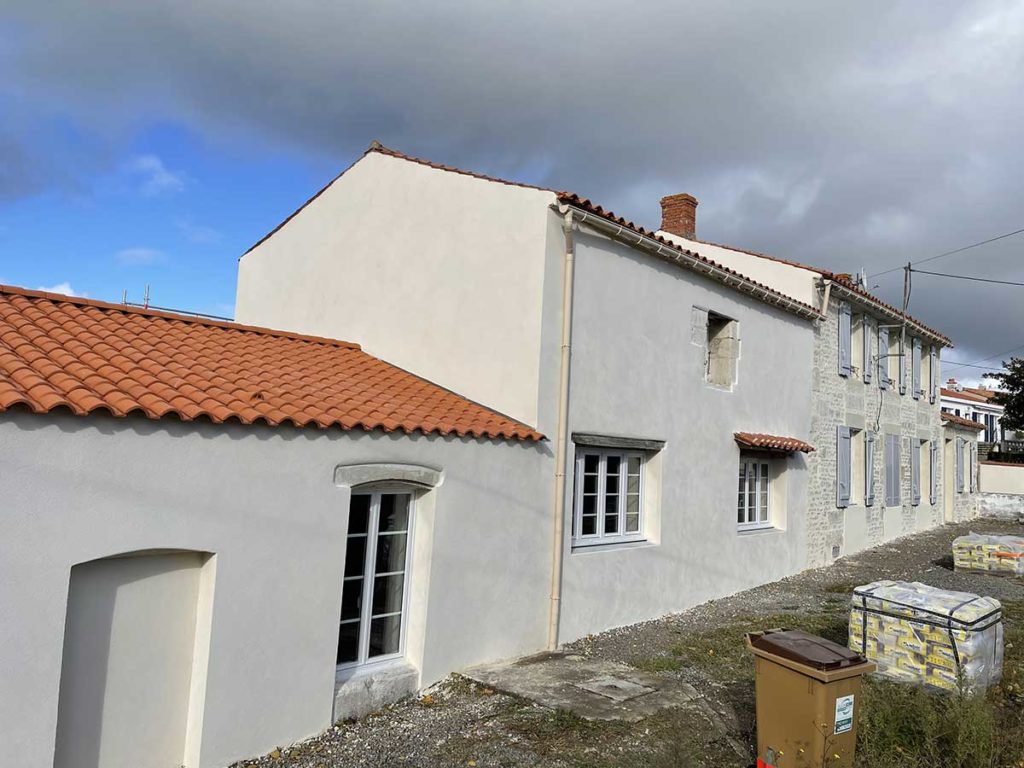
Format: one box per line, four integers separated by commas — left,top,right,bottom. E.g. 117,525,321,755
941,379,1006,444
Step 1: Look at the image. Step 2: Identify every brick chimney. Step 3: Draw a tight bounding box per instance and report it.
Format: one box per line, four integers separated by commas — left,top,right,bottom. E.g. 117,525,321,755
660,193,698,239
947,378,961,391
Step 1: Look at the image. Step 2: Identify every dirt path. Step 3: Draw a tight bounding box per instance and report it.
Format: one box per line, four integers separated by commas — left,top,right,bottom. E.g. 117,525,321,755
234,520,1024,768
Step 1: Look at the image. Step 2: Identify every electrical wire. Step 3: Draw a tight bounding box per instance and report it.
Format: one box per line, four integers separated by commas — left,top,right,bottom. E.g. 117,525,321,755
869,226,1024,279
910,268,1024,287
944,342,1024,373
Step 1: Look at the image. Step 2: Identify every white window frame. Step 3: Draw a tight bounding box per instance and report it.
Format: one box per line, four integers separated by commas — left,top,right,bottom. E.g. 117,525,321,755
572,449,645,546
737,455,773,530
337,489,414,670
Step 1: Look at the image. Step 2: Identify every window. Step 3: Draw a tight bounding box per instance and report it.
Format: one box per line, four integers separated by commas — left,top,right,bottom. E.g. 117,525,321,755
338,491,412,667
706,312,739,388
864,431,876,506
955,437,965,493
891,333,905,395
573,450,643,545
885,433,901,507
838,301,852,377
738,456,771,529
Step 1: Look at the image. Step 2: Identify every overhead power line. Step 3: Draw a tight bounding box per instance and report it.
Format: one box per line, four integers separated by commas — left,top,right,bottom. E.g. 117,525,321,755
911,268,1024,287
869,226,1024,279
944,342,1024,374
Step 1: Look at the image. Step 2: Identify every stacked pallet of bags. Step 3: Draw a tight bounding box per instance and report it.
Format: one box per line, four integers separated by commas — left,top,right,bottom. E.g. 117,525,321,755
952,532,1024,577
848,580,1003,692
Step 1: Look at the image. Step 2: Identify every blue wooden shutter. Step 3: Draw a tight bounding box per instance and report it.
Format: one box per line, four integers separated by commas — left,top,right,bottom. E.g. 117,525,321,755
864,432,875,506
838,302,852,377
837,426,852,508
878,327,889,389
929,346,937,403
929,441,938,505
911,439,921,505
898,335,907,395
912,338,922,400
862,318,873,383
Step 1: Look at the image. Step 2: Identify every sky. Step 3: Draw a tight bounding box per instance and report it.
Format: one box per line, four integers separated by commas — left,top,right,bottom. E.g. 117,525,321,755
2,1,1023,383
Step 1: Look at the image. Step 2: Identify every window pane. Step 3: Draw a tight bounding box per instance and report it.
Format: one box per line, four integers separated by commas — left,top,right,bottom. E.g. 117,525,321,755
604,500,619,534
348,495,371,535
371,573,405,616
368,614,402,658
583,473,598,494
337,621,360,664
584,453,599,473
759,464,769,521
625,513,640,533
378,494,410,533
340,579,363,621
345,534,367,578
375,532,407,574
606,455,621,477
627,456,641,476
581,514,597,535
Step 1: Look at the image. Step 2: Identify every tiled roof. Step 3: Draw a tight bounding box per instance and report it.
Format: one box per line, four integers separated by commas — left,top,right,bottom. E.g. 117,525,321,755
556,193,822,319
0,285,543,441
940,412,986,431
824,274,951,346
734,432,816,453
942,387,987,403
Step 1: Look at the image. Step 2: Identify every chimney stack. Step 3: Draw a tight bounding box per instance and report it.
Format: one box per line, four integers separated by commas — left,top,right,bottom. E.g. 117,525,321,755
660,193,698,239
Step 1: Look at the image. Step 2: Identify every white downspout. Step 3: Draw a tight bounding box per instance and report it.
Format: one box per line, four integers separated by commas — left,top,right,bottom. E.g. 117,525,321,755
548,206,575,650
819,278,832,322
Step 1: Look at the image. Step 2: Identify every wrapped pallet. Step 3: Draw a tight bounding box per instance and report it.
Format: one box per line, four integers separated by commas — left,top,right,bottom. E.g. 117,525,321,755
848,580,1003,692
952,532,1024,577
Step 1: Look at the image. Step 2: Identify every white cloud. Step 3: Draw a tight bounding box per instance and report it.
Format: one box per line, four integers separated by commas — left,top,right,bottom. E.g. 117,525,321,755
115,247,163,265
127,154,185,196
37,282,85,297
176,220,222,244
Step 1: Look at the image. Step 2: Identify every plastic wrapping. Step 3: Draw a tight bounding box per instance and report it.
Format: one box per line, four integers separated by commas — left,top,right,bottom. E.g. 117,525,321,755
952,532,1024,577
848,580,1003,692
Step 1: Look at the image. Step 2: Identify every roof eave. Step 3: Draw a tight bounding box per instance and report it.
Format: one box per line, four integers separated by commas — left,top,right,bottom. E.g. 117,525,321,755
820,278,952,347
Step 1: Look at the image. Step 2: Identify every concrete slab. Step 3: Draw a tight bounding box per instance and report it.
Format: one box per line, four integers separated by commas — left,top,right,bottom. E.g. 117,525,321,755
462,652,699,722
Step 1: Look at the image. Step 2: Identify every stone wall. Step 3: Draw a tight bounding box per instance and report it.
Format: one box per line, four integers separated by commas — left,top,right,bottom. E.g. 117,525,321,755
806,296,946,566
978,493,1024,522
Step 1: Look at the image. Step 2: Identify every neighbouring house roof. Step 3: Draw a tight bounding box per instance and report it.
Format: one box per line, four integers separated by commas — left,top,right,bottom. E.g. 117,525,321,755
942,387,988,403
962,386,1001,403
940,412,986,431
0,285,543,441
734,432,816,453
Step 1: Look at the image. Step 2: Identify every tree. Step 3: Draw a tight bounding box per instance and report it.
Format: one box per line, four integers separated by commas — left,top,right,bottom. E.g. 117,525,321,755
985,356,1024,434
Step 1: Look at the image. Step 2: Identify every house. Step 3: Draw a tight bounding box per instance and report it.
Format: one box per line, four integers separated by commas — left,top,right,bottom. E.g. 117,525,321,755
941,379,1006,446
236,143,821,649
0,286,550,768
652,198,955,564
940,411,984,521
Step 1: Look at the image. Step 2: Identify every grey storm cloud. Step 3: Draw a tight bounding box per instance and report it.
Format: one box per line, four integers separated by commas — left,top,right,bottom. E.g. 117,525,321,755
3,0,1024,377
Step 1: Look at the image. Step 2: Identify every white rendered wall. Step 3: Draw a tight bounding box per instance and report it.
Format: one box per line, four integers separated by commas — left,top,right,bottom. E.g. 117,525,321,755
656,231,820,307
557,227,816,642
980,460,1024,495
236,152,556,430
0,411,550,768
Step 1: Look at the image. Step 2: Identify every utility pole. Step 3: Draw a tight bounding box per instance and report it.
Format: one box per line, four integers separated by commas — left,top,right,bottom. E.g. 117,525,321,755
901,262,911,387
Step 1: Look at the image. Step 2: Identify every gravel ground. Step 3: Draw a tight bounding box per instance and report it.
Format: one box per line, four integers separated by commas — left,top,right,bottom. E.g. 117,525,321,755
233,519,1024,768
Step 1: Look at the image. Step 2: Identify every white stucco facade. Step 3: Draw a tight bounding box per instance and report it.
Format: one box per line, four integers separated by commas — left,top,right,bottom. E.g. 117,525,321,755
236,151,557,430
557,228,815,641
0,410,550,768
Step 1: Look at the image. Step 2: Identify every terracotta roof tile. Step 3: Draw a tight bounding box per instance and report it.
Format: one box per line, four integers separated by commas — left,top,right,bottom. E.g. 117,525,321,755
0,285,542,441
940,412,986,431
941,387,987,403
555,193,822,319
734,432,816,453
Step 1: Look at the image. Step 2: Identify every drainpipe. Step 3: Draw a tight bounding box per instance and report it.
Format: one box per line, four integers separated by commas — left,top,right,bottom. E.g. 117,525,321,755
818,278,832,322
548,205,576,650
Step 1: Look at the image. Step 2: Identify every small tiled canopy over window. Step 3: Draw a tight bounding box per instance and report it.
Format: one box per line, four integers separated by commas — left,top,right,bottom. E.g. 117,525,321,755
733,433,814,530
570,434,664,547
